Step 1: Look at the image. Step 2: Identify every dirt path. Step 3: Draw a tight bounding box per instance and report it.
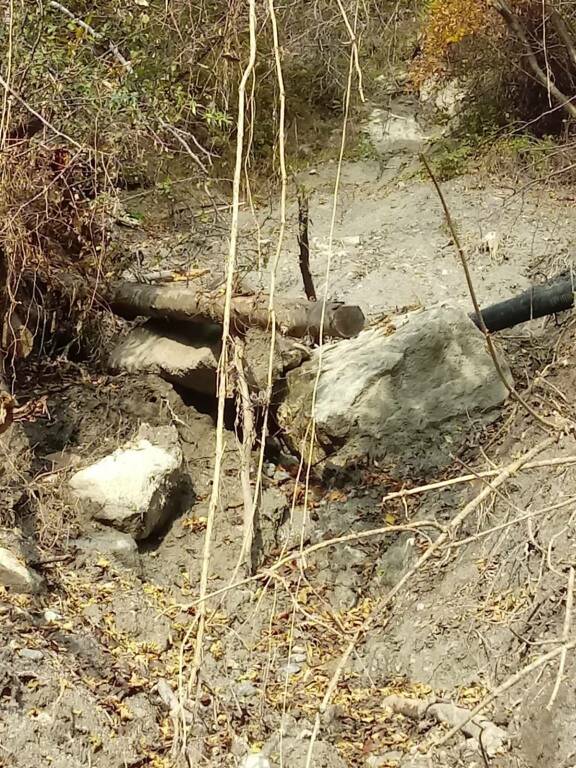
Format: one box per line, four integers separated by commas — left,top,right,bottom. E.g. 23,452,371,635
242,105,576,317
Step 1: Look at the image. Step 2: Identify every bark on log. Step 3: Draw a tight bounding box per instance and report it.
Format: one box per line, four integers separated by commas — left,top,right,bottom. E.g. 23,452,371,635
109,281,365,340
473,274,576,332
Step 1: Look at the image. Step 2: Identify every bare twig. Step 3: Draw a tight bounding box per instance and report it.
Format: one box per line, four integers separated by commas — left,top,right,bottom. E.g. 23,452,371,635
449,494,576,550
381,455,576,503
182,0,258,739
491,0,576,119
233,339,257,573
546,565,574,709
420,153,560,432
0,72,82,149
303,9,363,758
548,6,576,70
335,0,365,103
48,1,132,73
297,189,316,301
431,639,576,749
159,120,208,174
189,520,441,609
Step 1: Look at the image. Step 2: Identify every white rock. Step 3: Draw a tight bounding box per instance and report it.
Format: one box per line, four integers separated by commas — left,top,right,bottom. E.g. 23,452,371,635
241,754,271,768
364,107,431,153
420,76,467,118
70,424,183,539
0,547,42,593
43,609,62,623
278,305,512,472
18,648,44,661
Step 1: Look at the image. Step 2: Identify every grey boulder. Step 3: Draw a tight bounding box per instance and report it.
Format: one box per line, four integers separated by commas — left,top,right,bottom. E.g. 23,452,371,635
277,305,512,472
109,320,220,395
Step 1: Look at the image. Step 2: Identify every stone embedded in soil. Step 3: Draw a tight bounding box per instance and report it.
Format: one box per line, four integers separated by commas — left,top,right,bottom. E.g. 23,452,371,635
69,423,184,540
109,319,221,395
0,547,43,593
278,304,513,473
74,530,139,568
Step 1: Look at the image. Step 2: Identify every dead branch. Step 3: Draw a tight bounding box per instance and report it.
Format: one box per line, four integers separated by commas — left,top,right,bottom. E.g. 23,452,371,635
297,190,316,301
48,1,132,73
548,5,576,71
431,639,576,750
304,436,557,763
421,153,560,432
381,455,576,503
491,0,576,119
109,281,365,340
233,339,257,574
547,565,574,709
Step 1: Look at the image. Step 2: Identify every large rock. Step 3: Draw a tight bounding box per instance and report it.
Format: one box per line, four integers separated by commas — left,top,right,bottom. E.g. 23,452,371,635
277,305,512,472
0,547,43,593
69,424,184,539
109,320,221,395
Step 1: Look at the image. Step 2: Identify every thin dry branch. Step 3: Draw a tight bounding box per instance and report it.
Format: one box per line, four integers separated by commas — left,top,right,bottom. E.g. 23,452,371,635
546,565,574,710
0,73,82,149
297,190,316,301
233,339,257,573
381,455,576,503
548,5,576,71
491,0,576,119
421,153,560,432
432,638,576,749
48,1,133,72
183,0,258,737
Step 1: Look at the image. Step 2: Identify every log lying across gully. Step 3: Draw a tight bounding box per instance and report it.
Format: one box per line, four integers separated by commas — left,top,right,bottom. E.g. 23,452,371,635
109,281,366,340
472,274,576,333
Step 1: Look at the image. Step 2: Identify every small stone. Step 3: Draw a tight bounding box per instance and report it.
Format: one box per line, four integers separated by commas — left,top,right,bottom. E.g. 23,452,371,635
43,609,62,623
280,662,301,677
235,682,258,698
231,737,248,757
0,547,43,593
74,530,139,568
18,648,43,661
241,754,270,768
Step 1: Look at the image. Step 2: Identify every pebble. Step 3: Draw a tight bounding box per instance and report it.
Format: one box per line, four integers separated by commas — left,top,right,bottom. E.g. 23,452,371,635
235,681,258,698
18,648,43,661
43,609,62,623
241,754,270,768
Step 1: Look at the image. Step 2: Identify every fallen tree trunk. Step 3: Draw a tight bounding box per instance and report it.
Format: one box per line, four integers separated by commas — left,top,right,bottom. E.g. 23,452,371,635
473,274,576,333
109,281,365,340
